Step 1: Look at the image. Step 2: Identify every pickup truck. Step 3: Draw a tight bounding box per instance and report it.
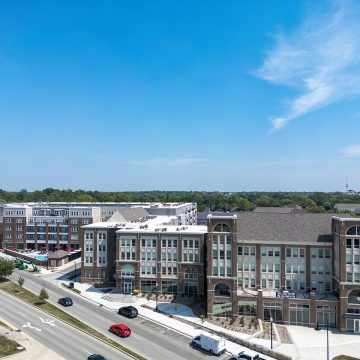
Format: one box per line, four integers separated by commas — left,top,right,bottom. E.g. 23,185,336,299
229,349,266,360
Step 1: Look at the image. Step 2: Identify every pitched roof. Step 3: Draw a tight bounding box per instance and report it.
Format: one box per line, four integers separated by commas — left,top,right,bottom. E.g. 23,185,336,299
253,207,303,214
107,207,150,223
334,203,360,210
236,212,335,244
48,250,69,259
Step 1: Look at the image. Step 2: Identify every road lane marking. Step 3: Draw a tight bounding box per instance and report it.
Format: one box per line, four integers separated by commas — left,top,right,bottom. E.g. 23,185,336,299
47,329,56,334
82,349,93,355
40,317,55,326
22,322,41,331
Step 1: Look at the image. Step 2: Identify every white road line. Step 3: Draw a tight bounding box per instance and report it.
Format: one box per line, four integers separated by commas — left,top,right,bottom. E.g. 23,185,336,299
82,349,93,355
47,329,56,334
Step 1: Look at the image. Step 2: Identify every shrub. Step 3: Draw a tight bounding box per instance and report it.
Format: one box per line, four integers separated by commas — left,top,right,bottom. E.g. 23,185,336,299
38,288,49,304
18,276,24,287
240,316,244,326
200,314,206,325
132,289,140,295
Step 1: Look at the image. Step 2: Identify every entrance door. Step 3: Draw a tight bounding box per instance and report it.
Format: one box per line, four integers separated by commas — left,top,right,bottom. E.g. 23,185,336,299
122,281,133,294
355,319,360,333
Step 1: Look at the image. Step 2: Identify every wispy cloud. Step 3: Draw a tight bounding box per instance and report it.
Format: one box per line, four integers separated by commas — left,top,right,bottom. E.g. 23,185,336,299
255,1,360,132
124,158,204,167
340,144,360,157
255,158,319,167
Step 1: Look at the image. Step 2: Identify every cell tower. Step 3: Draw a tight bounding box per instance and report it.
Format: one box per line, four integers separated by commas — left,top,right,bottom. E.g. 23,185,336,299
346,177,349,194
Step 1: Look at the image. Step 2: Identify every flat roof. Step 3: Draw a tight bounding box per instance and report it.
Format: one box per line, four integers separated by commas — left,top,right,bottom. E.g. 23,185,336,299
116,224,207,234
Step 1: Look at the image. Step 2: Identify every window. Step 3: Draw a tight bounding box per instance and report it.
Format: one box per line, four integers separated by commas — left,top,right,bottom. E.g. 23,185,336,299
347,226,360,235
213,223,231,232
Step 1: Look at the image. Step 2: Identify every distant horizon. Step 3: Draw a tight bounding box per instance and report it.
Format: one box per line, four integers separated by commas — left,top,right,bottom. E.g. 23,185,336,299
0,187,355,194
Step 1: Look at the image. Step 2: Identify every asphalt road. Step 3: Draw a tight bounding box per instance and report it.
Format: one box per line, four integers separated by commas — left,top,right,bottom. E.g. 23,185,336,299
0,290,131,360
9,269,208,360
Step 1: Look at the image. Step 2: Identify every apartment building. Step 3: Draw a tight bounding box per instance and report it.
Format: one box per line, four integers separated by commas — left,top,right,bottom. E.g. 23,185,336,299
206,213,360,333
81,211,360,333
0,202,197,251
31,202,197,224
81,211,206,295
1,203,101,251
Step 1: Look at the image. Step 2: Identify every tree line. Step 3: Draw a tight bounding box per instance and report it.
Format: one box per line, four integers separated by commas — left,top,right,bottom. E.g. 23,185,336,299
1,188,360,213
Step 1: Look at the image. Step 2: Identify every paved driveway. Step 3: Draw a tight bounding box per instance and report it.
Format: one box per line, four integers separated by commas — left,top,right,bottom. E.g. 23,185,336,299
285,325,360,359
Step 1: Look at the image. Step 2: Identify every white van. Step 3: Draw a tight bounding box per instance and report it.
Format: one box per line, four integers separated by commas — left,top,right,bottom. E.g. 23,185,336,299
191,333,226,355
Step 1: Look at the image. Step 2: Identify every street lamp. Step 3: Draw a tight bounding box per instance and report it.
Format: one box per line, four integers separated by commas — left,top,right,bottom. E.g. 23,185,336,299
327,320,329,360
270,316,273,349
155,282,159,311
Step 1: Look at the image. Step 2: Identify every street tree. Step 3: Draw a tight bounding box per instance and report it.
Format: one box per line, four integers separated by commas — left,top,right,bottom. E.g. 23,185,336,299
38,288,49,304
0,258,15,279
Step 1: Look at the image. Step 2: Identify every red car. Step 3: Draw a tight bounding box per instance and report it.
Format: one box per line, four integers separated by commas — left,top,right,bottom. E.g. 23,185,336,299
109,323,132,337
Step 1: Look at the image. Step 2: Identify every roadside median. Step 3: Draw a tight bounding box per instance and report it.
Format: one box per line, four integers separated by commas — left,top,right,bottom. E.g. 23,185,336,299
0,280,147,360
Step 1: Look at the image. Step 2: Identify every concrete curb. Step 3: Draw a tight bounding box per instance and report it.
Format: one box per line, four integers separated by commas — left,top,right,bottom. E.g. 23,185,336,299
0,288,147,360
0,320,29,359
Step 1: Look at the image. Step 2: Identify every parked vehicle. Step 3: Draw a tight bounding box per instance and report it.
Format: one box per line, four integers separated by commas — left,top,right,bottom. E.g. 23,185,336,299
191,333,226,355
58,297,73,307
87,355,107,360
229,350,265,360
118,306,138,318
109,323,132,337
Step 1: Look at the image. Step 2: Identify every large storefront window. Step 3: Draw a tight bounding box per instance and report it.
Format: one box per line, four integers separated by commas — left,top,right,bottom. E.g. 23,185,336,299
289,304,309,326
238,300,257,317
317,305,336,327
347,318,360,333
162,280,178,294
213,302,232,317
141,280,157,293
264,302,283,324
184,282,198,295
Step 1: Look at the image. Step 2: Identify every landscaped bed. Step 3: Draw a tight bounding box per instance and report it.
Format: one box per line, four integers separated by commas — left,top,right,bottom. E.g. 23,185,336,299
0,335,24,358
0,280,147,360
207,316,259,335
333,356,360,360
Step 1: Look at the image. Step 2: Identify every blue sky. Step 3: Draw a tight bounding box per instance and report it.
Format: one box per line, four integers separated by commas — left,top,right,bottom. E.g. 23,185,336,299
1,0,360,192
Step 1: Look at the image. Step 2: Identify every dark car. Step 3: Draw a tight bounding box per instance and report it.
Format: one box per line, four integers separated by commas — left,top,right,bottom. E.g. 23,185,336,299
58,297,73,307
87,355,106,360
118,306,138,318
109,323,132,337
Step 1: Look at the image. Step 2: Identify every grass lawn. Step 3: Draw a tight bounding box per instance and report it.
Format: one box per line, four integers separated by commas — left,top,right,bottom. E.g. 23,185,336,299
0,321,12,331
333,356,360,360
0,280,147,360
0,335,24,357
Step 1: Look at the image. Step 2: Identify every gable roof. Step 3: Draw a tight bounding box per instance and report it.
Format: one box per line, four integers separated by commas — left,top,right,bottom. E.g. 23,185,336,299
107,207,150,223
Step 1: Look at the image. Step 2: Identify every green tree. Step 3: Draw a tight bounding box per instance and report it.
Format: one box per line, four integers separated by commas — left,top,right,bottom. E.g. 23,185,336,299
38,288,49,304
17,276,24,287
200,313,206,325
0,258,15,279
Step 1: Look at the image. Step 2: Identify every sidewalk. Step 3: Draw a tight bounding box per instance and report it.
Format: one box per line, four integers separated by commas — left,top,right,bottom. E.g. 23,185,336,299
0,320,64,360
